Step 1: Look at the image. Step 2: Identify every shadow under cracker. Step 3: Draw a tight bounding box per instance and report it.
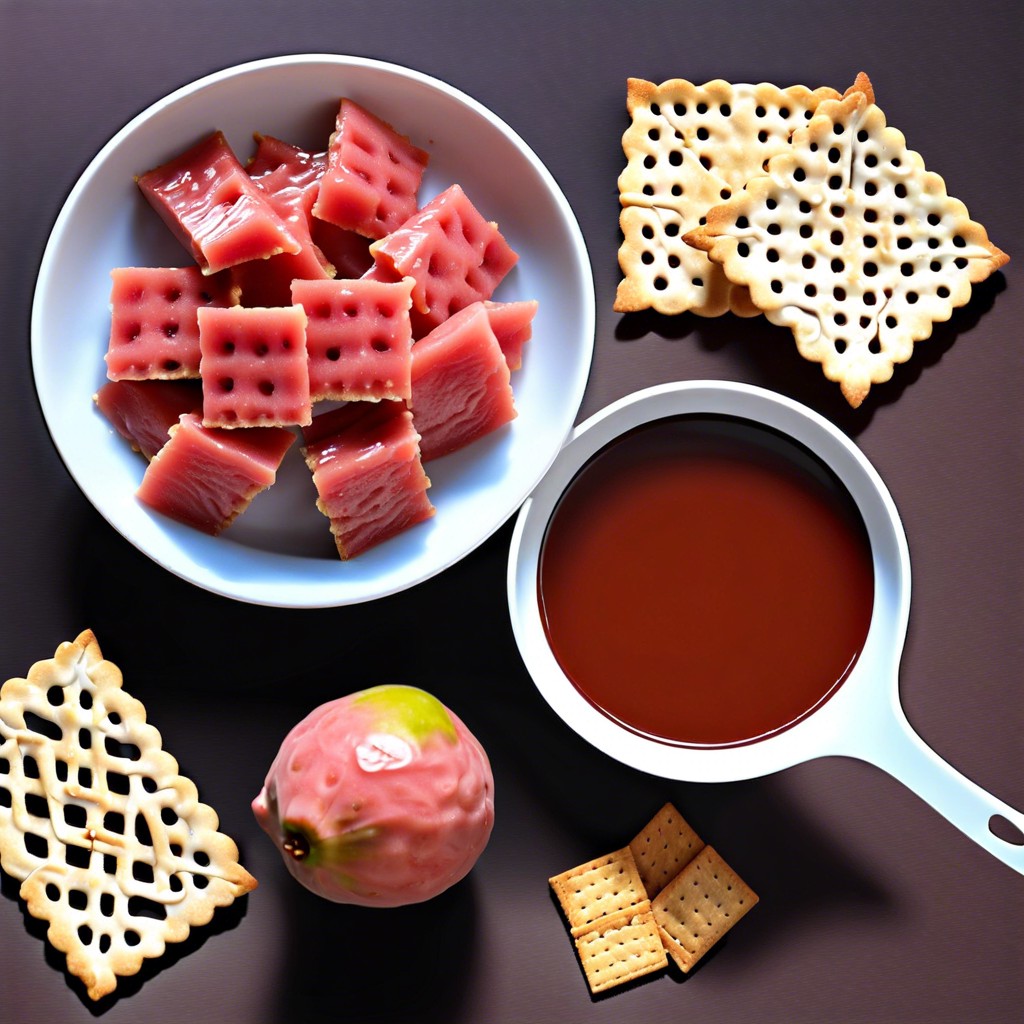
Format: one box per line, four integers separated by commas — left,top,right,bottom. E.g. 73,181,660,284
546,886,673,1001
615,308,702,344
2,864,252,1014
609,271,1007,437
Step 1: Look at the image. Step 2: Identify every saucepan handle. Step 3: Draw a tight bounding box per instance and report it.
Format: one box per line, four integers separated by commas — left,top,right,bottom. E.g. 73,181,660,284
849,702,1024,875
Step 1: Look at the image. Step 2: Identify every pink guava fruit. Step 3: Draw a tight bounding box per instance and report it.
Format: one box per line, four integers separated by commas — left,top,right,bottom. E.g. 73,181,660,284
252,685,494,907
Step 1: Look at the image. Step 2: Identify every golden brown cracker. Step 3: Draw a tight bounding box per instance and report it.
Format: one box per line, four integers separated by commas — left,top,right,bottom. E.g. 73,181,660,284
573,907,668,994
652,845,758,973
549,846,650,937
628,802,705,898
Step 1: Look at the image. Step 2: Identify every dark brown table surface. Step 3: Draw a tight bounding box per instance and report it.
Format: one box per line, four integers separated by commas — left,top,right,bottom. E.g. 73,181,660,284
2,2,1021,1021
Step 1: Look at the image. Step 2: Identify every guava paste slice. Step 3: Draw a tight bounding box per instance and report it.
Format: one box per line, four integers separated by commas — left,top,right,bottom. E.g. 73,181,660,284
136,412,295,534
301,401,434,559
312,99,429,240
291,277,414,402
105,266,237,381
368,184,518,338
94,378,203,459
408,301,517,461
137,130,301,274
198,305,311,428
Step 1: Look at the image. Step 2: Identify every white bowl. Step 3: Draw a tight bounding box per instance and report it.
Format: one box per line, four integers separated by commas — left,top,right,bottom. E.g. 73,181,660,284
31,54,594,607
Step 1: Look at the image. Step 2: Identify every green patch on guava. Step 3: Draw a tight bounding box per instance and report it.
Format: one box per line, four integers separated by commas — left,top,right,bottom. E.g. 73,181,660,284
352,685,457,746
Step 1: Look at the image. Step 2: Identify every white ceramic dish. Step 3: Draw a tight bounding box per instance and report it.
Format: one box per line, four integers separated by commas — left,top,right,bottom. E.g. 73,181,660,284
32,54,594,607
508,380,1024,873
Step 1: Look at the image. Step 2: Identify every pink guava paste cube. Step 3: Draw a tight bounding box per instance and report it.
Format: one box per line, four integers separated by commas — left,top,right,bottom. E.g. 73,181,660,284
409,302,517,461
368,184,518,338
198,305,311,428
312,220,374,279
312,99,429,240
246,132,326,190
245,132,373,278
232,134,334,307
136,412,295,534
94,379,203,459
105,266,237,381
137,130,301,275
301,401,434,560
291,277,414,402
483,298,538,371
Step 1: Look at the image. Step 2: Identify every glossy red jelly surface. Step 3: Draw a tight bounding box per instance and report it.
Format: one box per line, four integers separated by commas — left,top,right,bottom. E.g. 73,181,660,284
368,184,519,338
409,301,516,461
313,98,429,240
301,401,434,559
538,415,875,748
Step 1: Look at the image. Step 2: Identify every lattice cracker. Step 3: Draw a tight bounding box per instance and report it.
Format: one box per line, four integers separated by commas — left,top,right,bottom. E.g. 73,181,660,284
685,72,1010,407
0,631,256,1001
616,76,841,317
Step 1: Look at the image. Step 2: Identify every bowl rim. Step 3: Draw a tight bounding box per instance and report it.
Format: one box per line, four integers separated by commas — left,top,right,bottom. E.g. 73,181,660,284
30,53,596,607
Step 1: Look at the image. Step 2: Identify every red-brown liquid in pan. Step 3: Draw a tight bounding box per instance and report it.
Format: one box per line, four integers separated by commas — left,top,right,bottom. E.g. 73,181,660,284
538,416,875,747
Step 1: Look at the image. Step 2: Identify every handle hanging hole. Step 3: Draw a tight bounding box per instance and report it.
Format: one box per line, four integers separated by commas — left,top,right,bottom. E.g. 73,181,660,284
988,814,1024,846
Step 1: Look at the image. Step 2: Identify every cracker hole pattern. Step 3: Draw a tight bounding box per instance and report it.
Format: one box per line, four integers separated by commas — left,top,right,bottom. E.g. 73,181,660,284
618,79,842,316
694,78,1007,404
0,633,258,1001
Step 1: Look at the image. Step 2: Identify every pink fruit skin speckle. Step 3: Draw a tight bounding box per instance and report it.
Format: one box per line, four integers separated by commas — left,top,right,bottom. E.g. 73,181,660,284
252,695,494,907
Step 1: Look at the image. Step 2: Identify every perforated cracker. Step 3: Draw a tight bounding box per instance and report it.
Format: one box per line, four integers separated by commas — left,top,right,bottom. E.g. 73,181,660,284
549,847,668,994
616,76,841,317
549,846,650,937
652,845,757,973
628,802,705,898
0,631,257,1001
685,72,1009,406
573,908,668,994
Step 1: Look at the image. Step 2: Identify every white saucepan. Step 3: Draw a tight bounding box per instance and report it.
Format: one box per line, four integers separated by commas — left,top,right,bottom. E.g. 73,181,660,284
507,380,1024,875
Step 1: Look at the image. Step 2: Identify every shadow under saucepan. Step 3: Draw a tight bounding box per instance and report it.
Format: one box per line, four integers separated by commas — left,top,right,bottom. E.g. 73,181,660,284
482,650,896,946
